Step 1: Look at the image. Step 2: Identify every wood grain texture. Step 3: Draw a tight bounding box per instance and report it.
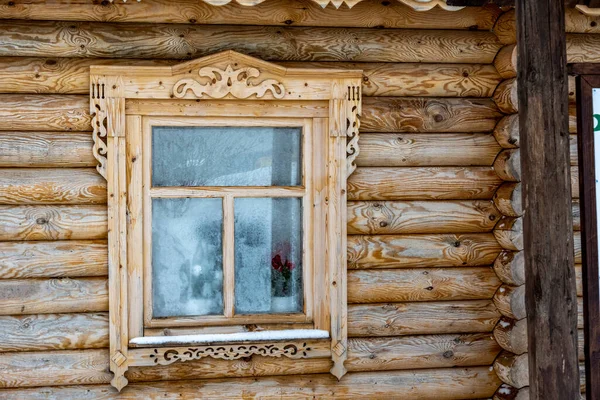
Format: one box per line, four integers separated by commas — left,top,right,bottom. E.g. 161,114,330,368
493,78,518,114
493,182,523,217
0,313,108,352
0,95,90,131
0,169,106,205
355,133,501,167
0,20,502,63
347,267,501,303
0,132,95,167
494,351,529,389
493,148,521,182
348,300,501,337
347,200,501,235
493,216,523,251
0,367,502,398
492,9,515,44
0,278,108,315
494,44,517,79
493,250,525,287
493,316,527,355
361,97,502,133
0,0,502,30
574,199,581,231
347,167,503,201
571,134,579,165
568,33,600,63
0,205,107,241
0,240,107,279
494,114,519,149
493,284,526,320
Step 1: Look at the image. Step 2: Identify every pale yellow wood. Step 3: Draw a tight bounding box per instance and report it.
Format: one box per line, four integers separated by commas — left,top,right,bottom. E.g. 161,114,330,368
302,118,314,321
493,216,523,252
493,316,527,355
494,351,529,389
144,323,315,337
494,44,517,79
145,313,311,329
150,187,305,198
493,182,523,217
493,284,526,321
223,194,235,319
142,116,154,328
493,250,525,287
493,78,518,114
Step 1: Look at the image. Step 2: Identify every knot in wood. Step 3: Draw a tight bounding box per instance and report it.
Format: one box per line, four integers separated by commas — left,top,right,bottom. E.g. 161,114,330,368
36,217,48,225
443,350,454,359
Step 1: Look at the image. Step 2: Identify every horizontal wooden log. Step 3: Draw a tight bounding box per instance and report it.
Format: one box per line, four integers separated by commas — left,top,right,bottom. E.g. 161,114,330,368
493,9,516,44
0,0,502,30
0,205,107,241
361,97,502,133
573,166,580,198
0,367,502,398
494,351,529,389
493,78,518,114
494,114,519,149
493,316,527,355
493,284,526,320
576,264,583,297
0,277,108,315
573,199,580,231
347,167,503,201
347,233,501,269
494,217,523,251
494,182,523,217
0,168,106,205
579,329,585,361
568,33,600,63
571,134,578,165
0,20,502,64
0,57,502,98
494,44,517,79
355,133,501,167
494,384,529,400
0,313,108,352
0,240,107,279
493,148,521,182
347,200,500,235
348,300,500,337
570,102,577,133
347,267,501,303
565,7,600,34
576,231,582,264
493,250,525,286
0,95,90,131
0,132,95,167
0,349,111,388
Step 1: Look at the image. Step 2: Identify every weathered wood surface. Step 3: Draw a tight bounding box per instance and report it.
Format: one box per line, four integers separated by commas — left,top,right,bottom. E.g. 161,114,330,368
347,200,500,235
0,240,107,279
494,44,517,79
574,199,581,231
493,284,526,321
571,134,579,165
494,351,529,389
0,313,108,352
0,0,503,29
0,278,108,315
347,267,501,303
0,95,90,131
347,233,501,269
0,21,502,63
493,183,523,217
0,367,502,398
348,300,500,337
0,132,94,167
493,250,525,287
494,316,527,355
0,57,502,98
0,205,107,241
0,169,106,205
355,133,501,167
493,217,523,252
494,114,519,149
493,78,518,114
493,149,521,182
361,97,502,133
576,231,582,264
347,167,503,201
494,384,529,400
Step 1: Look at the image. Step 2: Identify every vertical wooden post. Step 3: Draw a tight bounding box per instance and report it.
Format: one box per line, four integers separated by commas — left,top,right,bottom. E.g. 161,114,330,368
516,1,580,398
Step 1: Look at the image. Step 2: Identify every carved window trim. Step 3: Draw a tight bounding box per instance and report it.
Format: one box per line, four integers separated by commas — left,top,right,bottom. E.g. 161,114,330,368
90,51,361,391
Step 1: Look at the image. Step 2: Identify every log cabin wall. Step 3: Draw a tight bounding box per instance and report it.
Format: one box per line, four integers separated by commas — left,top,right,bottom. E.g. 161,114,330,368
0,2,582,398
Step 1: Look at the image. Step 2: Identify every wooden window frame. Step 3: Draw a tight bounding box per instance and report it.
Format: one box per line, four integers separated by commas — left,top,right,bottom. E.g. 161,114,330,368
572,64,600,399
89,51,362,391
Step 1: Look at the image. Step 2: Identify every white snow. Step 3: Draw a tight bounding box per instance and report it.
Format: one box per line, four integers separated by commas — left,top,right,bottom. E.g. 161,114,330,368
130,329,329,347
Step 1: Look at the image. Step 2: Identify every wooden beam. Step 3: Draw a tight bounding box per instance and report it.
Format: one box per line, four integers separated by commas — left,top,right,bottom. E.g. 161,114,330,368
516,0,580,398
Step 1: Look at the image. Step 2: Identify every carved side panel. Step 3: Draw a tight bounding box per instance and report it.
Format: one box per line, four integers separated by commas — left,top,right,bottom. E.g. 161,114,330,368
90,79,108,180
346,85,361,178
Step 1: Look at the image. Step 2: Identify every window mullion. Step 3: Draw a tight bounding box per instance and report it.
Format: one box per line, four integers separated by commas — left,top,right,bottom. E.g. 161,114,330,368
223,194,235,318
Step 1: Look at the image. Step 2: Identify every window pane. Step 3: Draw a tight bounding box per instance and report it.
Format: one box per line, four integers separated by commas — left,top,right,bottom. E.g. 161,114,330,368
152,126,302,187
152,198,223,318
234,198,303,314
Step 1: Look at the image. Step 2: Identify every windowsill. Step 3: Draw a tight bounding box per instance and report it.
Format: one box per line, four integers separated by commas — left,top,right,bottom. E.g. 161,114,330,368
129,329,330,347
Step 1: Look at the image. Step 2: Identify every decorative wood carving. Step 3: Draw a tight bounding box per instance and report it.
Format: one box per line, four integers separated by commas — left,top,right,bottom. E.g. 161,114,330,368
346,85,361,178
90,81,108,180
173,65,285,100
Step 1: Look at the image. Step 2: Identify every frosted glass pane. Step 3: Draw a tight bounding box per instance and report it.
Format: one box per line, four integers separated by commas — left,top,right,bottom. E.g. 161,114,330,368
152,126,302,187
152,198,223,318
234,198,303,314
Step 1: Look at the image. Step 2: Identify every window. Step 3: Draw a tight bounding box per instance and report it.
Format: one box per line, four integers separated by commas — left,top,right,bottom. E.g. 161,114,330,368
90,51,362,391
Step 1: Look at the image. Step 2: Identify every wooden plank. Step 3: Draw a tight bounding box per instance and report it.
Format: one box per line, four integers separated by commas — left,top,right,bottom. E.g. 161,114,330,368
355,133,501,167
347,200,501,235
347,167,502,201
0,57,501,98
361,97,502,133
517,0,580,397
0,205,107,241
0,367,501,398
0,168,106,205
347,267,501,303
572,134,579,165
0,0,502,30
0,240,107,279
0,132,95,167
347,300,500,337
568,33,600,63
0,349,111,388
0,21,502,63
0,95,90,131
347,233,501,269
0,313,108,352
0,277,108,315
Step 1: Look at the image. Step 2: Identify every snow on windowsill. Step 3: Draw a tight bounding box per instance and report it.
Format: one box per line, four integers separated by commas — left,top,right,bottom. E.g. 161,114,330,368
129,329,330,347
